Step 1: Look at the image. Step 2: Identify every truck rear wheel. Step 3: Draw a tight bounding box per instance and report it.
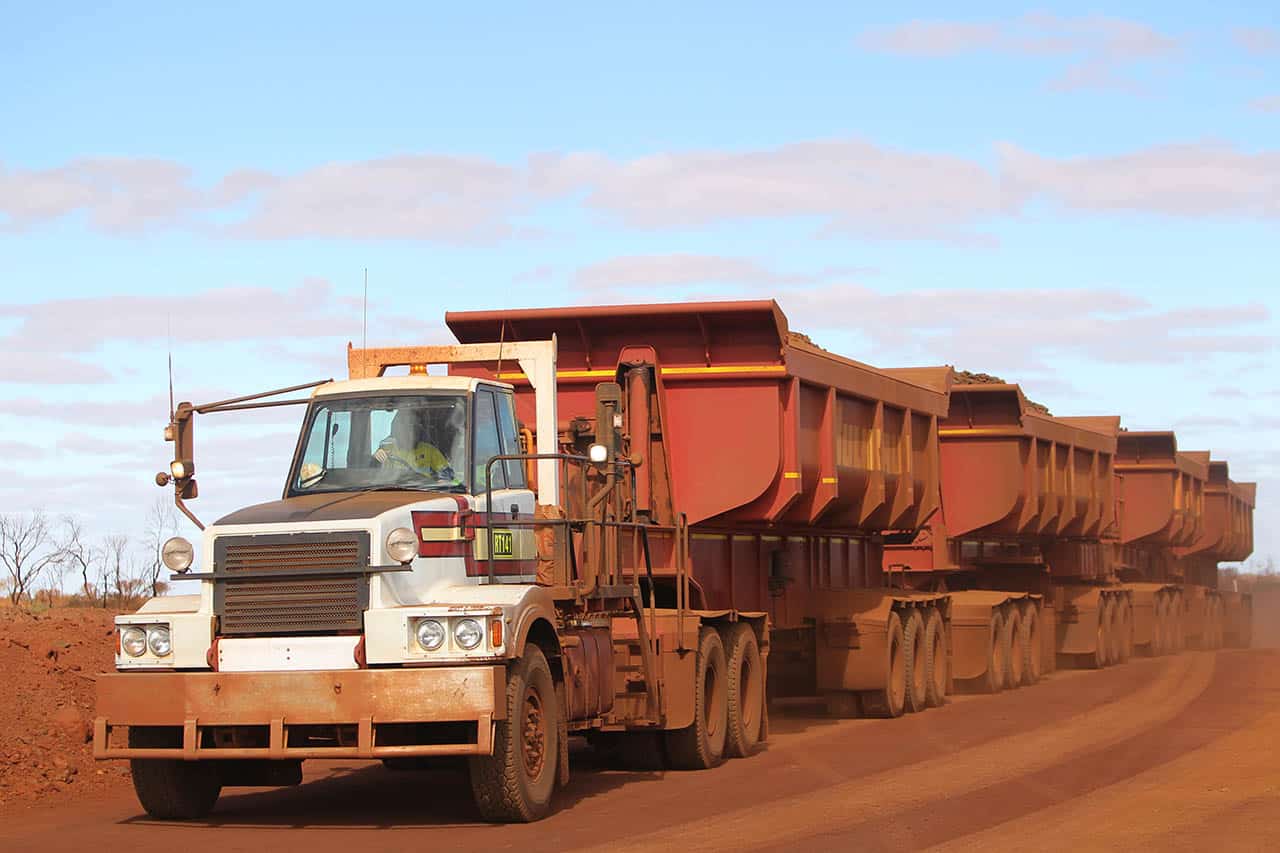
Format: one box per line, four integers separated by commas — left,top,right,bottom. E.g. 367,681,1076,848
924,608,948,707
666,627,729,769
903,610,929,713
127,728,222,820
1004,610,1024,689
469,646,560,822
861,612,907,718
1020,603,1041,685
723,623,764,758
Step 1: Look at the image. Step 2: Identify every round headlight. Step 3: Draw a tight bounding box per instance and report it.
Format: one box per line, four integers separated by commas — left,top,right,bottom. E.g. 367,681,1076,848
453,618,483,650
121,626,147,657
161,536,194,572
385,527,418,564
415,619,445,651
170,460,187,480
147,625,172,657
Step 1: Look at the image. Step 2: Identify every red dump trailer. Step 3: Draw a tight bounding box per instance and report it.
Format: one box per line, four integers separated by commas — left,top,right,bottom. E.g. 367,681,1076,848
883,381,1129,681
448,299,1258,717
449,301,955,714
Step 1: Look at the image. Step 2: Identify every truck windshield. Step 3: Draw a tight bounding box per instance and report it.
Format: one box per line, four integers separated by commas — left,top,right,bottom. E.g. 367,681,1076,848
289,394,469,494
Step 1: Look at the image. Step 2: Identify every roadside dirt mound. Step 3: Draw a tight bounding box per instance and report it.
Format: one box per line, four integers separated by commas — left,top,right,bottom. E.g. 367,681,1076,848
0,607,130,813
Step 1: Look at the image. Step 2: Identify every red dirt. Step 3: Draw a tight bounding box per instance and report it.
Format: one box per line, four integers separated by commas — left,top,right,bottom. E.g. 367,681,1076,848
0,607,131,813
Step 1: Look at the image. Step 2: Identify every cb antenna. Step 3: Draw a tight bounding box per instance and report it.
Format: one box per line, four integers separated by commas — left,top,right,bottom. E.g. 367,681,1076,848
167,316,175,421
362,267,368,350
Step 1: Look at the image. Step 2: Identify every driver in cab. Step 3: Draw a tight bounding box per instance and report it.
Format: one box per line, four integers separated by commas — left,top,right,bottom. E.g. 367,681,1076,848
375,409,451,477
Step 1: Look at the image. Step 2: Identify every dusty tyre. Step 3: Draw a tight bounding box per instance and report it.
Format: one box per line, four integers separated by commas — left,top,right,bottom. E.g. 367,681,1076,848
1171,594,1185,652
1107,597,1124,664
924,608,948,707
861,612,907,718
1152,596,1167,656
469,646,560,822
980,610,1005,694
903,610,929,713
1120,602,1134,662
1092,598,1111,669
723,623,764,758
666,627,729,769
127,728,222,820
1020,603,1041,686
1004,610,1024,689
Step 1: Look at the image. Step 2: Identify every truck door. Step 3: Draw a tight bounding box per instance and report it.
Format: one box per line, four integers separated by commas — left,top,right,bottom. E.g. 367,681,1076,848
473,386,537,581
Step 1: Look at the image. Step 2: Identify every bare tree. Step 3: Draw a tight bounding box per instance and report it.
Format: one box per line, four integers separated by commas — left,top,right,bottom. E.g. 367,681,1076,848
141,496,178,598
0,511,65,606
61,517,105,605
103,533,130,608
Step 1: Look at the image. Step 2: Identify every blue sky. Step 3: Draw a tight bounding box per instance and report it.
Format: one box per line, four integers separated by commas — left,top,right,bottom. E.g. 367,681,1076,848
1,3,1277,577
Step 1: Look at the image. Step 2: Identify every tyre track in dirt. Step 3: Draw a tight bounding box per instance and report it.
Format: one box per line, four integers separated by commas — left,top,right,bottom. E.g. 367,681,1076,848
594,651,1218,853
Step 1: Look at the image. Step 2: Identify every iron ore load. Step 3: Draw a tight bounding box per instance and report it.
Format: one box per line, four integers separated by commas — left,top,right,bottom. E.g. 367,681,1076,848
94,299,1257,823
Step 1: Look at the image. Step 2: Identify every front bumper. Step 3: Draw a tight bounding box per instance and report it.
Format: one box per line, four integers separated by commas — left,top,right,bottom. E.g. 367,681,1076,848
94,665,505,760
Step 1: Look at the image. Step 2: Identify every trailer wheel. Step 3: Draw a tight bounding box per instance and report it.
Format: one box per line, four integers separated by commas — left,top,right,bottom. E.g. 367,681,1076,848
723,623,764,758
1152,595,1168,656
903,610,929,713
1107,597,1124,664
1019,603,1041,686
1091,598,1111,669
1170,594,1184,652
469,646,559,822
1004,610,1024,689
861,613,907,718
1119,601,1134,662
666,627,729,769
979,610,1005,694
924,608,948,708
127,728,222,820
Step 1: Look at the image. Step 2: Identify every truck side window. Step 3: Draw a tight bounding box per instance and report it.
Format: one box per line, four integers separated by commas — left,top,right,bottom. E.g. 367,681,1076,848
474,389,506,492
495,391,526,488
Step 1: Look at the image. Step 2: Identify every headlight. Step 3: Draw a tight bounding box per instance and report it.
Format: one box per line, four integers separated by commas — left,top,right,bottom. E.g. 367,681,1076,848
147,625,172,657
170,460,187,479
453,618,483,650
385,527,418,564
121,626,147,657
415,619,445,651
161,536,194,572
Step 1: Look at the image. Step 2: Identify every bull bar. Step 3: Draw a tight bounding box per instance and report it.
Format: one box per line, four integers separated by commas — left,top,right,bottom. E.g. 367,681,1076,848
93,665,505,760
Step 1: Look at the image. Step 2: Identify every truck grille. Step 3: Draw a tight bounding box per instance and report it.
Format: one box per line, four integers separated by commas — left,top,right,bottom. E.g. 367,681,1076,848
214,533,370,636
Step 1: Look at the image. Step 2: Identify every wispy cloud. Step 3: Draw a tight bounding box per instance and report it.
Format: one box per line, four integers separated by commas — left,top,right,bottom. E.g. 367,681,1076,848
1251,95,1280,114
533,140,1004,242
0,279,359,384
999,141,1280,217
1232,26,1279,56
858,14,1181,92
5,135,1280,243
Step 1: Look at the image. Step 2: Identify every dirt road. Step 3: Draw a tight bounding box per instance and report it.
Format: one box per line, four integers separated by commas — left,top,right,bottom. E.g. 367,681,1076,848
3,649,1277,852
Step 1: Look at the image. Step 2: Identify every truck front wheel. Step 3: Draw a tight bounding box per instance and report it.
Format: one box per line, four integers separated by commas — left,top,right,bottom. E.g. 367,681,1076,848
469,646,560,822
127,727,222,820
